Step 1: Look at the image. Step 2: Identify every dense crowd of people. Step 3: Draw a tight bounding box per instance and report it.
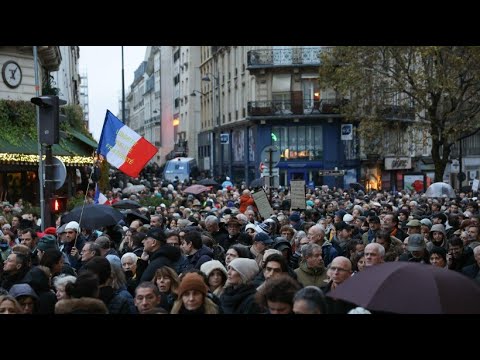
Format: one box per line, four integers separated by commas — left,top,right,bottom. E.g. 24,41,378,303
0,173,479,314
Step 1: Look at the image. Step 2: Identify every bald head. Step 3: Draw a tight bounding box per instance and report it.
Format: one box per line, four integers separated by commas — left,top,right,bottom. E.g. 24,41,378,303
307,224,326,245
329,256,352,285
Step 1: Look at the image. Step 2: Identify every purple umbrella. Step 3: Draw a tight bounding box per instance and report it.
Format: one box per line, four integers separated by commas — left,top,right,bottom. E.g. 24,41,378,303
328,261,480,314
183,184,210,195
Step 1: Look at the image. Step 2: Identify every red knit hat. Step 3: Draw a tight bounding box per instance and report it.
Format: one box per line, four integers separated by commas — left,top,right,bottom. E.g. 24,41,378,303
44,227,57,235
176,273,208,298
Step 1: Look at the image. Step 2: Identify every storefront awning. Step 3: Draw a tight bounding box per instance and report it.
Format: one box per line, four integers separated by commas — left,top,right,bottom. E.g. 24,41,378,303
0,131,97,166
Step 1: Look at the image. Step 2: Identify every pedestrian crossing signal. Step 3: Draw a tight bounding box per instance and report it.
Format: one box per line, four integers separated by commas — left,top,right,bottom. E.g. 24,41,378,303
49,197,67,214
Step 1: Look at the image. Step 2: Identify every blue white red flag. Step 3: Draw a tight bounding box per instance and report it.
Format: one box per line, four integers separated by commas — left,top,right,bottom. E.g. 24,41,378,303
98,110,158,178
94,184,109,205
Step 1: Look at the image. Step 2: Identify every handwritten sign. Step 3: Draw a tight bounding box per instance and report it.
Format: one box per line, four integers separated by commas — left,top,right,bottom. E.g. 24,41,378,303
252,190,274,220
290,180,306,210
473,179,479,192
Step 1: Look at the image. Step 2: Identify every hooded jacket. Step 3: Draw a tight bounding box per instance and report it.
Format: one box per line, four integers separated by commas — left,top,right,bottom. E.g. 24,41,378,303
294,260,328,287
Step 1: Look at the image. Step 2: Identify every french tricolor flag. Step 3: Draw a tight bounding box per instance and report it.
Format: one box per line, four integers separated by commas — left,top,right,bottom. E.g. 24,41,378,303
94,183,109,205
98,110,158,178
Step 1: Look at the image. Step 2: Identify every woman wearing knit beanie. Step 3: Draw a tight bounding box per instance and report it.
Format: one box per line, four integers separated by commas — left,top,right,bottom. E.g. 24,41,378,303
170,272,219,314
200,260,227,297
220,258,261,314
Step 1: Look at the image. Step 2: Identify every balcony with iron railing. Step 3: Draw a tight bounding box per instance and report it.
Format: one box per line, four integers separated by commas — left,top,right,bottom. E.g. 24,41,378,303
247,98,346,118
145,114,161,127
247,47,332,70
380,105,415,122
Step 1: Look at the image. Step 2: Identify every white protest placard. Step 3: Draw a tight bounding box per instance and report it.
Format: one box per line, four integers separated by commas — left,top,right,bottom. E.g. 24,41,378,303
290,180,306,210
473,179,479,192
252,190,274,220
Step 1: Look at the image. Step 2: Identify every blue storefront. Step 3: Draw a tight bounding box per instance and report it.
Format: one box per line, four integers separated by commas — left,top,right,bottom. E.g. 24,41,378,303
255,121,360,188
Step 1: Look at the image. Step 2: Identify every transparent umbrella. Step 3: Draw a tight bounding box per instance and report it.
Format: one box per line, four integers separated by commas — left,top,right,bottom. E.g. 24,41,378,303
424,182,456,198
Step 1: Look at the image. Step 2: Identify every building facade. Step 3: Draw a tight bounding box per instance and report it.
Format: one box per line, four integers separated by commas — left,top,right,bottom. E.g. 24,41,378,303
0,46,96,205
195,46,359,187
52,46,81,106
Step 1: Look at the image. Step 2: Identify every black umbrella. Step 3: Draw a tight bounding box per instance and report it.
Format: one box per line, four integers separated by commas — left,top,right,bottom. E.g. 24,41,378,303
122,209,150,225
61,204,124,230
328,261,480,314
249,178,264,188
197,178,219,186
349,182,365,191
111,199,141,210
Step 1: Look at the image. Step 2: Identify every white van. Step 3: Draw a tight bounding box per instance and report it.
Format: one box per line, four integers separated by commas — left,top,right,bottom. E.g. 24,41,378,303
163,157,198,183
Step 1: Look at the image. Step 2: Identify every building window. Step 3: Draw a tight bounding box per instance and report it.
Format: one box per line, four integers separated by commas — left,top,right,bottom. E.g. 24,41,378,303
272,125,323,160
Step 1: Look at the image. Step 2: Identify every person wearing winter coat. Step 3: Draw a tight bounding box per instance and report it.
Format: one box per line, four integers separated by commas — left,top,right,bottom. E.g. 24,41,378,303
170,272,219,314
200,260,227,297
137,228,182,282
239,189,257,214
294,243,328,287
181,231,214,269
220,258,261,314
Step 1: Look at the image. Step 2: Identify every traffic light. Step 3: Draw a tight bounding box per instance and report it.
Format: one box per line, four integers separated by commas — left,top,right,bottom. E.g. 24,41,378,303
31,95,66,145
49,197,67,214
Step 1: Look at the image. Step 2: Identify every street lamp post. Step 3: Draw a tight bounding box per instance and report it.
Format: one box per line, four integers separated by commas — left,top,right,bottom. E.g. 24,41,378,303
190,90,213,176
202,73,221,179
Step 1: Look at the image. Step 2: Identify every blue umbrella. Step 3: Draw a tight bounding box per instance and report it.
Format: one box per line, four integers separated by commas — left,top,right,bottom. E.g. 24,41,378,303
222,180,233,189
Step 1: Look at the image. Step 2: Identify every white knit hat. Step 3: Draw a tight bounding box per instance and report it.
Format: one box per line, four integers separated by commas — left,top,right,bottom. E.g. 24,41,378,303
200,260,227,278
228,258,259,284
65,221,80,232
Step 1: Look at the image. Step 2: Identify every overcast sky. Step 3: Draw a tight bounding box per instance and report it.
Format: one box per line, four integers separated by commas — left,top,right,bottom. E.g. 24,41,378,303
79,46,147,141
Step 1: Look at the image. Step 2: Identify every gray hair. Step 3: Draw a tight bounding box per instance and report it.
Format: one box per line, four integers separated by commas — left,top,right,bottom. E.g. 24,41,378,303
121,252,138,265
94,236,111,250
473,245,480,256
53,274,77,289
205,215,219,226
236,213,248,225
309,224,326,235
365,242,385,258
301,243,322,259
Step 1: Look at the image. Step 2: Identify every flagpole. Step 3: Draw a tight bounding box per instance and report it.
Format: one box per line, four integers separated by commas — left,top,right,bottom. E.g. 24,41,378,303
73,155,97,248
122,46,125,121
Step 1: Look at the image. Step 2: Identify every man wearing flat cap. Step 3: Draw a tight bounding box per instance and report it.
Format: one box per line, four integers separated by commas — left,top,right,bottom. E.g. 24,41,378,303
249,232,273,267
224,217,251,250
398,233,430,263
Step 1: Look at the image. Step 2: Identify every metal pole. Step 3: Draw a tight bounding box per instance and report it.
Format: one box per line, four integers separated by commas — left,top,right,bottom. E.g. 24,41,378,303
212,75,216,178
459,139,463,190
122,46,126,121
44,145,54,228
216,71,223,178
33,46,46,231
269,148,273,202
